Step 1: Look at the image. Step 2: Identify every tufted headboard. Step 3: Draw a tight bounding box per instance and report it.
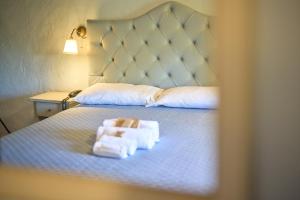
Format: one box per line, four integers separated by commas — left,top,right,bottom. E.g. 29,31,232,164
87,1,217,88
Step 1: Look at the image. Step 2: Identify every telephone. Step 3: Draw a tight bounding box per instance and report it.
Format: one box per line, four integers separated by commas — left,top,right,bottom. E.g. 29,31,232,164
62,90,82,110
68,90,82,98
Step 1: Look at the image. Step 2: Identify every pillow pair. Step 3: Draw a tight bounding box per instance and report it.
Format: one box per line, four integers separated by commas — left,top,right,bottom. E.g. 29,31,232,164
74,83,218,109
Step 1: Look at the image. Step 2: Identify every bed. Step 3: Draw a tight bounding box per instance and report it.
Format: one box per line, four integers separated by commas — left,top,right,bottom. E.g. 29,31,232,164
0,1,217,195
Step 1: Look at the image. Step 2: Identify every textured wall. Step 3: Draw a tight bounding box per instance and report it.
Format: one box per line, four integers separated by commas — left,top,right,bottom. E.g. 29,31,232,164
0,0,215,133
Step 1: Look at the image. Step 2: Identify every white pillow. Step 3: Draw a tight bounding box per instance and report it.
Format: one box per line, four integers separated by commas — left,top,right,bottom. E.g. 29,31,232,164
147,86,219,109
74,83,162,106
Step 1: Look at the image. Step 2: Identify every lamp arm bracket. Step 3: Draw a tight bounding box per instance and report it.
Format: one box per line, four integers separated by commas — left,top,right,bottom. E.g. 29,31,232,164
70,28,77,39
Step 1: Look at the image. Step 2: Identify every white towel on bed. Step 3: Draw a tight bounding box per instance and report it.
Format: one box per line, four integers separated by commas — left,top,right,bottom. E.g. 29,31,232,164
103,119,160,142
97,126,155,150
97,127,137,155
93,135,128,159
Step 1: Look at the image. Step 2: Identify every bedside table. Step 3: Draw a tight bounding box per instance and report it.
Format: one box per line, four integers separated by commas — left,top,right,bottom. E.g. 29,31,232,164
30,92,78,119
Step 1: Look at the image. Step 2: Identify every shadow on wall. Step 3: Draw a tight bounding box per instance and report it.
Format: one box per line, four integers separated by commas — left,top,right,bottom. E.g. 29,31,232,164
0,96,38,134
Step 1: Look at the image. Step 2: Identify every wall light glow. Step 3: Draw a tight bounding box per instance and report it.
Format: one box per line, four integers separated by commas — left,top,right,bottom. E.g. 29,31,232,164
63,39,78,54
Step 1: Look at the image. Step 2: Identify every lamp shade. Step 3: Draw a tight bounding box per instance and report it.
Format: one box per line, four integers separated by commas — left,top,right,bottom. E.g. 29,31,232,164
63,39,78,54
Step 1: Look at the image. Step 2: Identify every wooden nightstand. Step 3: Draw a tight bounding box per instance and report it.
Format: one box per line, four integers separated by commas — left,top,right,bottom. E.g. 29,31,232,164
30,92,78,119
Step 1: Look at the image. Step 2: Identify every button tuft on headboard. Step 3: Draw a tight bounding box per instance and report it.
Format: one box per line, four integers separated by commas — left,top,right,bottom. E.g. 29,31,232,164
170,6,174,13
87,1,216,88
205,57,209,63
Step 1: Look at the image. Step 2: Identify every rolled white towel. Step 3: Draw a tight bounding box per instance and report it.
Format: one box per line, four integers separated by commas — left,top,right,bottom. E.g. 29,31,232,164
96,127,137,155
103,119,160,142
96,126,105,140
139,121,159,142
93,135,128,159
100,126,155,150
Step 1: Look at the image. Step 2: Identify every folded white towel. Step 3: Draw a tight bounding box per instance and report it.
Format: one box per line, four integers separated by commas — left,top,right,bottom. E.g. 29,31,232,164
97,127,137,155
103,119,160,142
98,126,155,150
93,135,128,159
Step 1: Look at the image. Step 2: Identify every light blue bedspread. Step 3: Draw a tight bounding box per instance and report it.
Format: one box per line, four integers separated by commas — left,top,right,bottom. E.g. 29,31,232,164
0,105,217,195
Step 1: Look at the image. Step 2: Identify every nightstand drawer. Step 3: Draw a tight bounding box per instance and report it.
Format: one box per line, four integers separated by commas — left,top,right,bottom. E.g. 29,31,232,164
35,102,62,117
31,92,78,119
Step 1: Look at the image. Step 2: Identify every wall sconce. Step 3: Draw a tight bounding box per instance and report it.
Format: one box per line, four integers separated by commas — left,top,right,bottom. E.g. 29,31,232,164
63,25,87,54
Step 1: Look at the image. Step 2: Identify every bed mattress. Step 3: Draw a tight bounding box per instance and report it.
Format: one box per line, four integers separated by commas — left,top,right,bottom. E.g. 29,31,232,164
0,105,218,195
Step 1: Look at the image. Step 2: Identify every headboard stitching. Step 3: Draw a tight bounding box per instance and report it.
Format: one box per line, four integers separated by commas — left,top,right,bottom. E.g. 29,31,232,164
87,1,217,88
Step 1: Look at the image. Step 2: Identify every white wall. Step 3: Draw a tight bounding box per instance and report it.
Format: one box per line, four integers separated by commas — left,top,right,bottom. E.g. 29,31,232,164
0,0,215,132
254,0,300,199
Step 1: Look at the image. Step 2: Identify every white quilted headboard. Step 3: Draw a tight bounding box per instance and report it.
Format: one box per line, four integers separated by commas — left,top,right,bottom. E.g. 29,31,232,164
87,1,217,88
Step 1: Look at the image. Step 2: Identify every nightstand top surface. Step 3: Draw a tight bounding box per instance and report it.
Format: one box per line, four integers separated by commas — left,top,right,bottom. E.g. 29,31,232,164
30,92,70,103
